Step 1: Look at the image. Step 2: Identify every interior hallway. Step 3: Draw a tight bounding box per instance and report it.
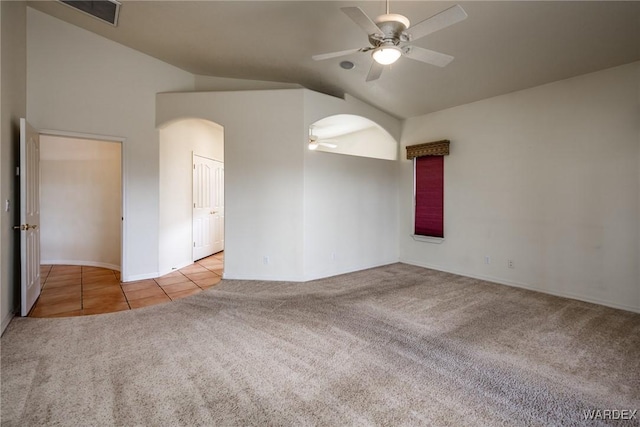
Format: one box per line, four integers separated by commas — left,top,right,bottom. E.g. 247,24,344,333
29,252,224,317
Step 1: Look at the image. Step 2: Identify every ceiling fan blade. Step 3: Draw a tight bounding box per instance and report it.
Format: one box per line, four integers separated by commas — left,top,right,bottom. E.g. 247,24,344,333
341,7,385,39
319,142,338,149
404,46,454,67
366,61,384,82
405,5,467,42
312,48,362,61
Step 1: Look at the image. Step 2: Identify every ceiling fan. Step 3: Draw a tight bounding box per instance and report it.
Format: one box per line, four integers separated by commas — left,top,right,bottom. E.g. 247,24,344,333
309,126,338,150
312,1,467,82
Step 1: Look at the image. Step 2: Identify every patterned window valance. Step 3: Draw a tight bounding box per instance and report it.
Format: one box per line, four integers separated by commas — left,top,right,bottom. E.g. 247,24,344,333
406,140,450,159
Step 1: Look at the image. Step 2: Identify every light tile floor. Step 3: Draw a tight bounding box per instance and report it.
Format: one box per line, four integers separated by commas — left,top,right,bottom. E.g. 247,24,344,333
30,252,224,318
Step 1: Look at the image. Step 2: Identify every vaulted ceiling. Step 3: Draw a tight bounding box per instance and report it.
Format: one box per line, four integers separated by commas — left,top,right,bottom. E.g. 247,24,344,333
28,1,640,119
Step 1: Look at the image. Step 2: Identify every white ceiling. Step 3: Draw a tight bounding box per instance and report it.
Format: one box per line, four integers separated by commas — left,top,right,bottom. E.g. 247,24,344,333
28,1,640,119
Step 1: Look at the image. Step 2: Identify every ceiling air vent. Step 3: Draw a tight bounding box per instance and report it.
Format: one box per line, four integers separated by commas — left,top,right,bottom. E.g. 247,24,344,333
59,0,121,26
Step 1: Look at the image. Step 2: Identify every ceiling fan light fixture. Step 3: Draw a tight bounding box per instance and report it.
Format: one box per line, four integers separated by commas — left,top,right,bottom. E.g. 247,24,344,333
308,141,319,150
372,45,402,65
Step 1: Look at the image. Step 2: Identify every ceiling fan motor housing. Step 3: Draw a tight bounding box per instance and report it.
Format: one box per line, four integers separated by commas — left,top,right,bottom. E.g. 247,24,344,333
370,13,411,46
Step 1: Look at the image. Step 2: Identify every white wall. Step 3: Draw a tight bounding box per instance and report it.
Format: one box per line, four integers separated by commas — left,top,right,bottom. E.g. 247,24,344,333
159,119,223,275
40,135,121,269
157,90,306,281
303,90,402,280
302,152,400,280
1,0,27,333
400,61,640,313
27,8,194,281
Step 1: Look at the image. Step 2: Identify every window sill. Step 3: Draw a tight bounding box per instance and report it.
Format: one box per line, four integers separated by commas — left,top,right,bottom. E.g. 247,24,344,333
411,235,445,244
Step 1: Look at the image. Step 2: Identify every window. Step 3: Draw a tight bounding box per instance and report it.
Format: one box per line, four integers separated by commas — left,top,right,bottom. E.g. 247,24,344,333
406,140,449,241
414,156,444,238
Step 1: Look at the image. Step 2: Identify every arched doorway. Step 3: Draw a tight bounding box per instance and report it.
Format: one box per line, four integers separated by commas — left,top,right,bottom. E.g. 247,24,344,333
158,118,224,276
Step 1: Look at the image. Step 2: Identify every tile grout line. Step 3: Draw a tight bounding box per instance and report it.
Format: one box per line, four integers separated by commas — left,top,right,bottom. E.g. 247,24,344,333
153,278,174,301
179,269,217,291
115,270,132,310
80,266,85,311
157,270,199,300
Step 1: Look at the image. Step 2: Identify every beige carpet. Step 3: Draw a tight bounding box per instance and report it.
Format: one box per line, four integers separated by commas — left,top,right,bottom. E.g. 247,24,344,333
2,263,639,426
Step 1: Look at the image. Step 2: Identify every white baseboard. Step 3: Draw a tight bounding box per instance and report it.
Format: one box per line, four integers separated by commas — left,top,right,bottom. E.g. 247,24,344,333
302,259,400,282
403,259,640,314
223,259,400,283
221,272,304,282
42,260,120,272
122,271,159,283
158,260,195,278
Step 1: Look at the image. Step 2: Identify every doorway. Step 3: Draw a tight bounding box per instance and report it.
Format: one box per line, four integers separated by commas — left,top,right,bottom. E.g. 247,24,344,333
39,134,123,271
193,155,224,260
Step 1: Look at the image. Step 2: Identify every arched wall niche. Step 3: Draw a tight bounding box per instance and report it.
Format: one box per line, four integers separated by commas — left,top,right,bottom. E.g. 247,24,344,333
309,114,398,160
157,116,224,131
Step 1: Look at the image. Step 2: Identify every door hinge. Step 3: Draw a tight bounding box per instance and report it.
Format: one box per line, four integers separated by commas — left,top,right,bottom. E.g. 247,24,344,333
16,167,19,176
193,242,196,247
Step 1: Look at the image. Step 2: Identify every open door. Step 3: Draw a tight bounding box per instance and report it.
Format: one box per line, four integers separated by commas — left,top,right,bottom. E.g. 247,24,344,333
18,118,41,316
193,154,224,261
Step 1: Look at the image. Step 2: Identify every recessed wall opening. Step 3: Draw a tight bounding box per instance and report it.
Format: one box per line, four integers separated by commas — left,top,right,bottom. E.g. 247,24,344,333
159,118,224,276
309,114,398,161
39,134,123,270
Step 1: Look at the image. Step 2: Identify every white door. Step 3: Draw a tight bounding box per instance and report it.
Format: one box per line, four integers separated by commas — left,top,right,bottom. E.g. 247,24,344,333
193,155,224,260
19,119,41,316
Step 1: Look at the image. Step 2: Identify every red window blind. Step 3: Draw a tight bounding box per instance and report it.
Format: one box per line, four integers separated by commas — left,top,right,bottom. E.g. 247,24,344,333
415,156,444,237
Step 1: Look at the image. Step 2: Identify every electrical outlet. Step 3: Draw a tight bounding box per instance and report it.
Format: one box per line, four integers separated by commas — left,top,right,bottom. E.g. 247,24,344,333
263,256,270,265
508,259,514,269
484,255,491,265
